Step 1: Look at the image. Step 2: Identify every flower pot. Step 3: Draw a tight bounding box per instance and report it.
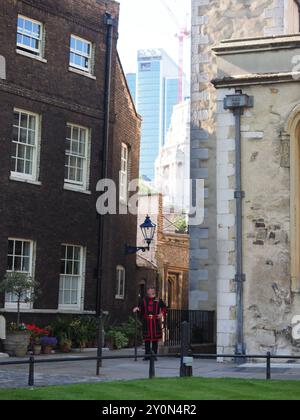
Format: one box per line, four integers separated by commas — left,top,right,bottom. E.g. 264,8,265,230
59,342,72,353
42,345,53,355
33,345,42,356
4,331,30,357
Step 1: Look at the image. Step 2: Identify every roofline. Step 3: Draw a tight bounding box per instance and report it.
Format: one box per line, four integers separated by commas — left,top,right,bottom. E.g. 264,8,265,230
116,52,142,121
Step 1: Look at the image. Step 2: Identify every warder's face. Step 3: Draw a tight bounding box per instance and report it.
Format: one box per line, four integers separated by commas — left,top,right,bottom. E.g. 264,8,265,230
147,289,156,298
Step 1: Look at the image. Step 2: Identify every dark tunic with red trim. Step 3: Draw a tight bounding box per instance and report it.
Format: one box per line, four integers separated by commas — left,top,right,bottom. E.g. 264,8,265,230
138,297,167,342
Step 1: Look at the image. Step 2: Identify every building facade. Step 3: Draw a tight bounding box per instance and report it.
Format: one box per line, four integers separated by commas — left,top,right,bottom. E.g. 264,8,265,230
0,0,141,325
127,49,182,181
155,99,190,212
191,0,300,354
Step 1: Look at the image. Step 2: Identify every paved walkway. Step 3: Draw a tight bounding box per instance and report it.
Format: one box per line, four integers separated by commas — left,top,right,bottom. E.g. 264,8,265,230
1,348,300,388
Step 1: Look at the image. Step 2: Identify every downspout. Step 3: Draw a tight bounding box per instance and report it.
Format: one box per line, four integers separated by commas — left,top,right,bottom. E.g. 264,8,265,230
224,90,253,360
95,12,115,371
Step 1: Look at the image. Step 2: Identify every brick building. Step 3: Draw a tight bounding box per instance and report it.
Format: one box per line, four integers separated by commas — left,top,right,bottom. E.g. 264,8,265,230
0,0,141,325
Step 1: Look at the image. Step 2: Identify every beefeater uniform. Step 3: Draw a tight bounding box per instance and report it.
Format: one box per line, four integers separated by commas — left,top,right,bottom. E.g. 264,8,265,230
138,296,167,357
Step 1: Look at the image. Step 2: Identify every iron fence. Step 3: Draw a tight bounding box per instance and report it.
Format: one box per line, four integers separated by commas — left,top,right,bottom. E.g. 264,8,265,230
164,309,215,346
0,351,300,387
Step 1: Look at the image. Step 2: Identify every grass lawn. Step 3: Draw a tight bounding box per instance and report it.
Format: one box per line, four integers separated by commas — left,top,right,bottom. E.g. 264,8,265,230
0,377,299,400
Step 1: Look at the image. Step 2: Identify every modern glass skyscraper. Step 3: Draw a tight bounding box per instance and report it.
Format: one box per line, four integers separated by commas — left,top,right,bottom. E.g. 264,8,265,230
127,49,182,180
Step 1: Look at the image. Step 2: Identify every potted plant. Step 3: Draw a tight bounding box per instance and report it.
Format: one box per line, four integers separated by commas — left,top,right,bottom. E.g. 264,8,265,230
26,324,49,356
70,319,88,351
40,336,58,355
59,333,72,353
0,273,40,357
105,328,129,350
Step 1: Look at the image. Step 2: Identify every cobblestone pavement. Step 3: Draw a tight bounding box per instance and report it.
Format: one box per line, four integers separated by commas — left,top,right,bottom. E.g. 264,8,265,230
1,348,300,389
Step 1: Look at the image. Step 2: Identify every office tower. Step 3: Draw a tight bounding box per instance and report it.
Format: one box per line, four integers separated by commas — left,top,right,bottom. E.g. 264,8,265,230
127,49,184,180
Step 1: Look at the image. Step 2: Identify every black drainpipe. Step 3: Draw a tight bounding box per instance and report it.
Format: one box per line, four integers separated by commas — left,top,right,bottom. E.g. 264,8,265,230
224,89,253,361
95,12,115,373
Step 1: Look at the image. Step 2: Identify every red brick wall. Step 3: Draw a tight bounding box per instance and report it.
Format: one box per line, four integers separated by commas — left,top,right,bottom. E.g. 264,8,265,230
101,57,141,319
0,0,141,324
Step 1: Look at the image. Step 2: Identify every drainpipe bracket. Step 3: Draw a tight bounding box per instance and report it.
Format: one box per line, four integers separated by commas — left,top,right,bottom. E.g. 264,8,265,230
234,190,245,199
235,274,246,283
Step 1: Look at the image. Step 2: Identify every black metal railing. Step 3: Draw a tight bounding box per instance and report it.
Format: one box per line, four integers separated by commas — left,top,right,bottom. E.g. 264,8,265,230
0,351,299,387
164,309,215,346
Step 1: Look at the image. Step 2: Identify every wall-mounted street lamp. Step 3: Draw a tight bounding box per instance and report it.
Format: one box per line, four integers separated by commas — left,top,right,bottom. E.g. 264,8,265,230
125,215,156,255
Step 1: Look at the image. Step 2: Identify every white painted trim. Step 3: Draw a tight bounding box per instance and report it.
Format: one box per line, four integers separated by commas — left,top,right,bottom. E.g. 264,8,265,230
10,175,42,186
68,67,96,80
17,15,44,59
0,308,96,315
11,108,41,183
16,49,47,63
63,184,91,195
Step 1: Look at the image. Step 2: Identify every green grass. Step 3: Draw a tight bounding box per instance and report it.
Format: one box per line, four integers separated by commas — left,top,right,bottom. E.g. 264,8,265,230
0,377,300,400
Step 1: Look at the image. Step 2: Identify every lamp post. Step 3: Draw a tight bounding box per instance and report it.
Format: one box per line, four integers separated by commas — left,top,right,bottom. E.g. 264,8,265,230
125,215,156,255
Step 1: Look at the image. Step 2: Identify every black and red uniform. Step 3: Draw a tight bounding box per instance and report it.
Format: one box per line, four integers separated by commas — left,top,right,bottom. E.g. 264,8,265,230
138,296,167,357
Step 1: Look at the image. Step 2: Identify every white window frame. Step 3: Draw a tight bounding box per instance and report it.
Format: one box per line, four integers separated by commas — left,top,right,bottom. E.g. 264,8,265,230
17,15,44,58
69,35,93,74
59,244,85,311
115,266,126,300
119,143,129,203
11,109,40,182
5,238,35,310
64,123,90,192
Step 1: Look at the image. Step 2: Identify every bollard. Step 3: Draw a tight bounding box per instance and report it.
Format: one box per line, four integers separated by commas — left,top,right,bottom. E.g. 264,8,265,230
134,312,138,362
183,356,193,377
96,316,103,376
149,351,155,379
28,356,35,387
180,321,190,377
266,352,271,380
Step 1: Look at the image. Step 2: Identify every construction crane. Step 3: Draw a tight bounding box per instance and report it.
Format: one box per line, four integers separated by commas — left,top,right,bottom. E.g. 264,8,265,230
161,0,190,103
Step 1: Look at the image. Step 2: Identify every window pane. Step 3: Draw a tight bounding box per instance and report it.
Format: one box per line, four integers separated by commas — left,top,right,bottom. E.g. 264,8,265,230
71,291,78,305
22,256,30,272
64,290,71,304
14,241,22,256
16,158,24,173
66,260,73,275
25,159,32,175
20,112,27,127
13,256,22,271
66,246,73,260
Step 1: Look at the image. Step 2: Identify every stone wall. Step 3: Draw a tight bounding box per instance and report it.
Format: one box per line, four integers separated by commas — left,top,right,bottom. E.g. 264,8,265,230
213,34,300,355
191,0,299,351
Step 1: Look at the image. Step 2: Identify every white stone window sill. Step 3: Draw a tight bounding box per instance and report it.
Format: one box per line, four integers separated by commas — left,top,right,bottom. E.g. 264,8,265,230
64,184,91,195
5,303,31,310
115,296,125,300
16,49,47,63
68,66,96,80
58,306,82,312
10,175,42,186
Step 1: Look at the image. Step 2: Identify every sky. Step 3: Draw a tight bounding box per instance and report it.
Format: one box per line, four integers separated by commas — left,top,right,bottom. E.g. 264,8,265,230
117,0,191,77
